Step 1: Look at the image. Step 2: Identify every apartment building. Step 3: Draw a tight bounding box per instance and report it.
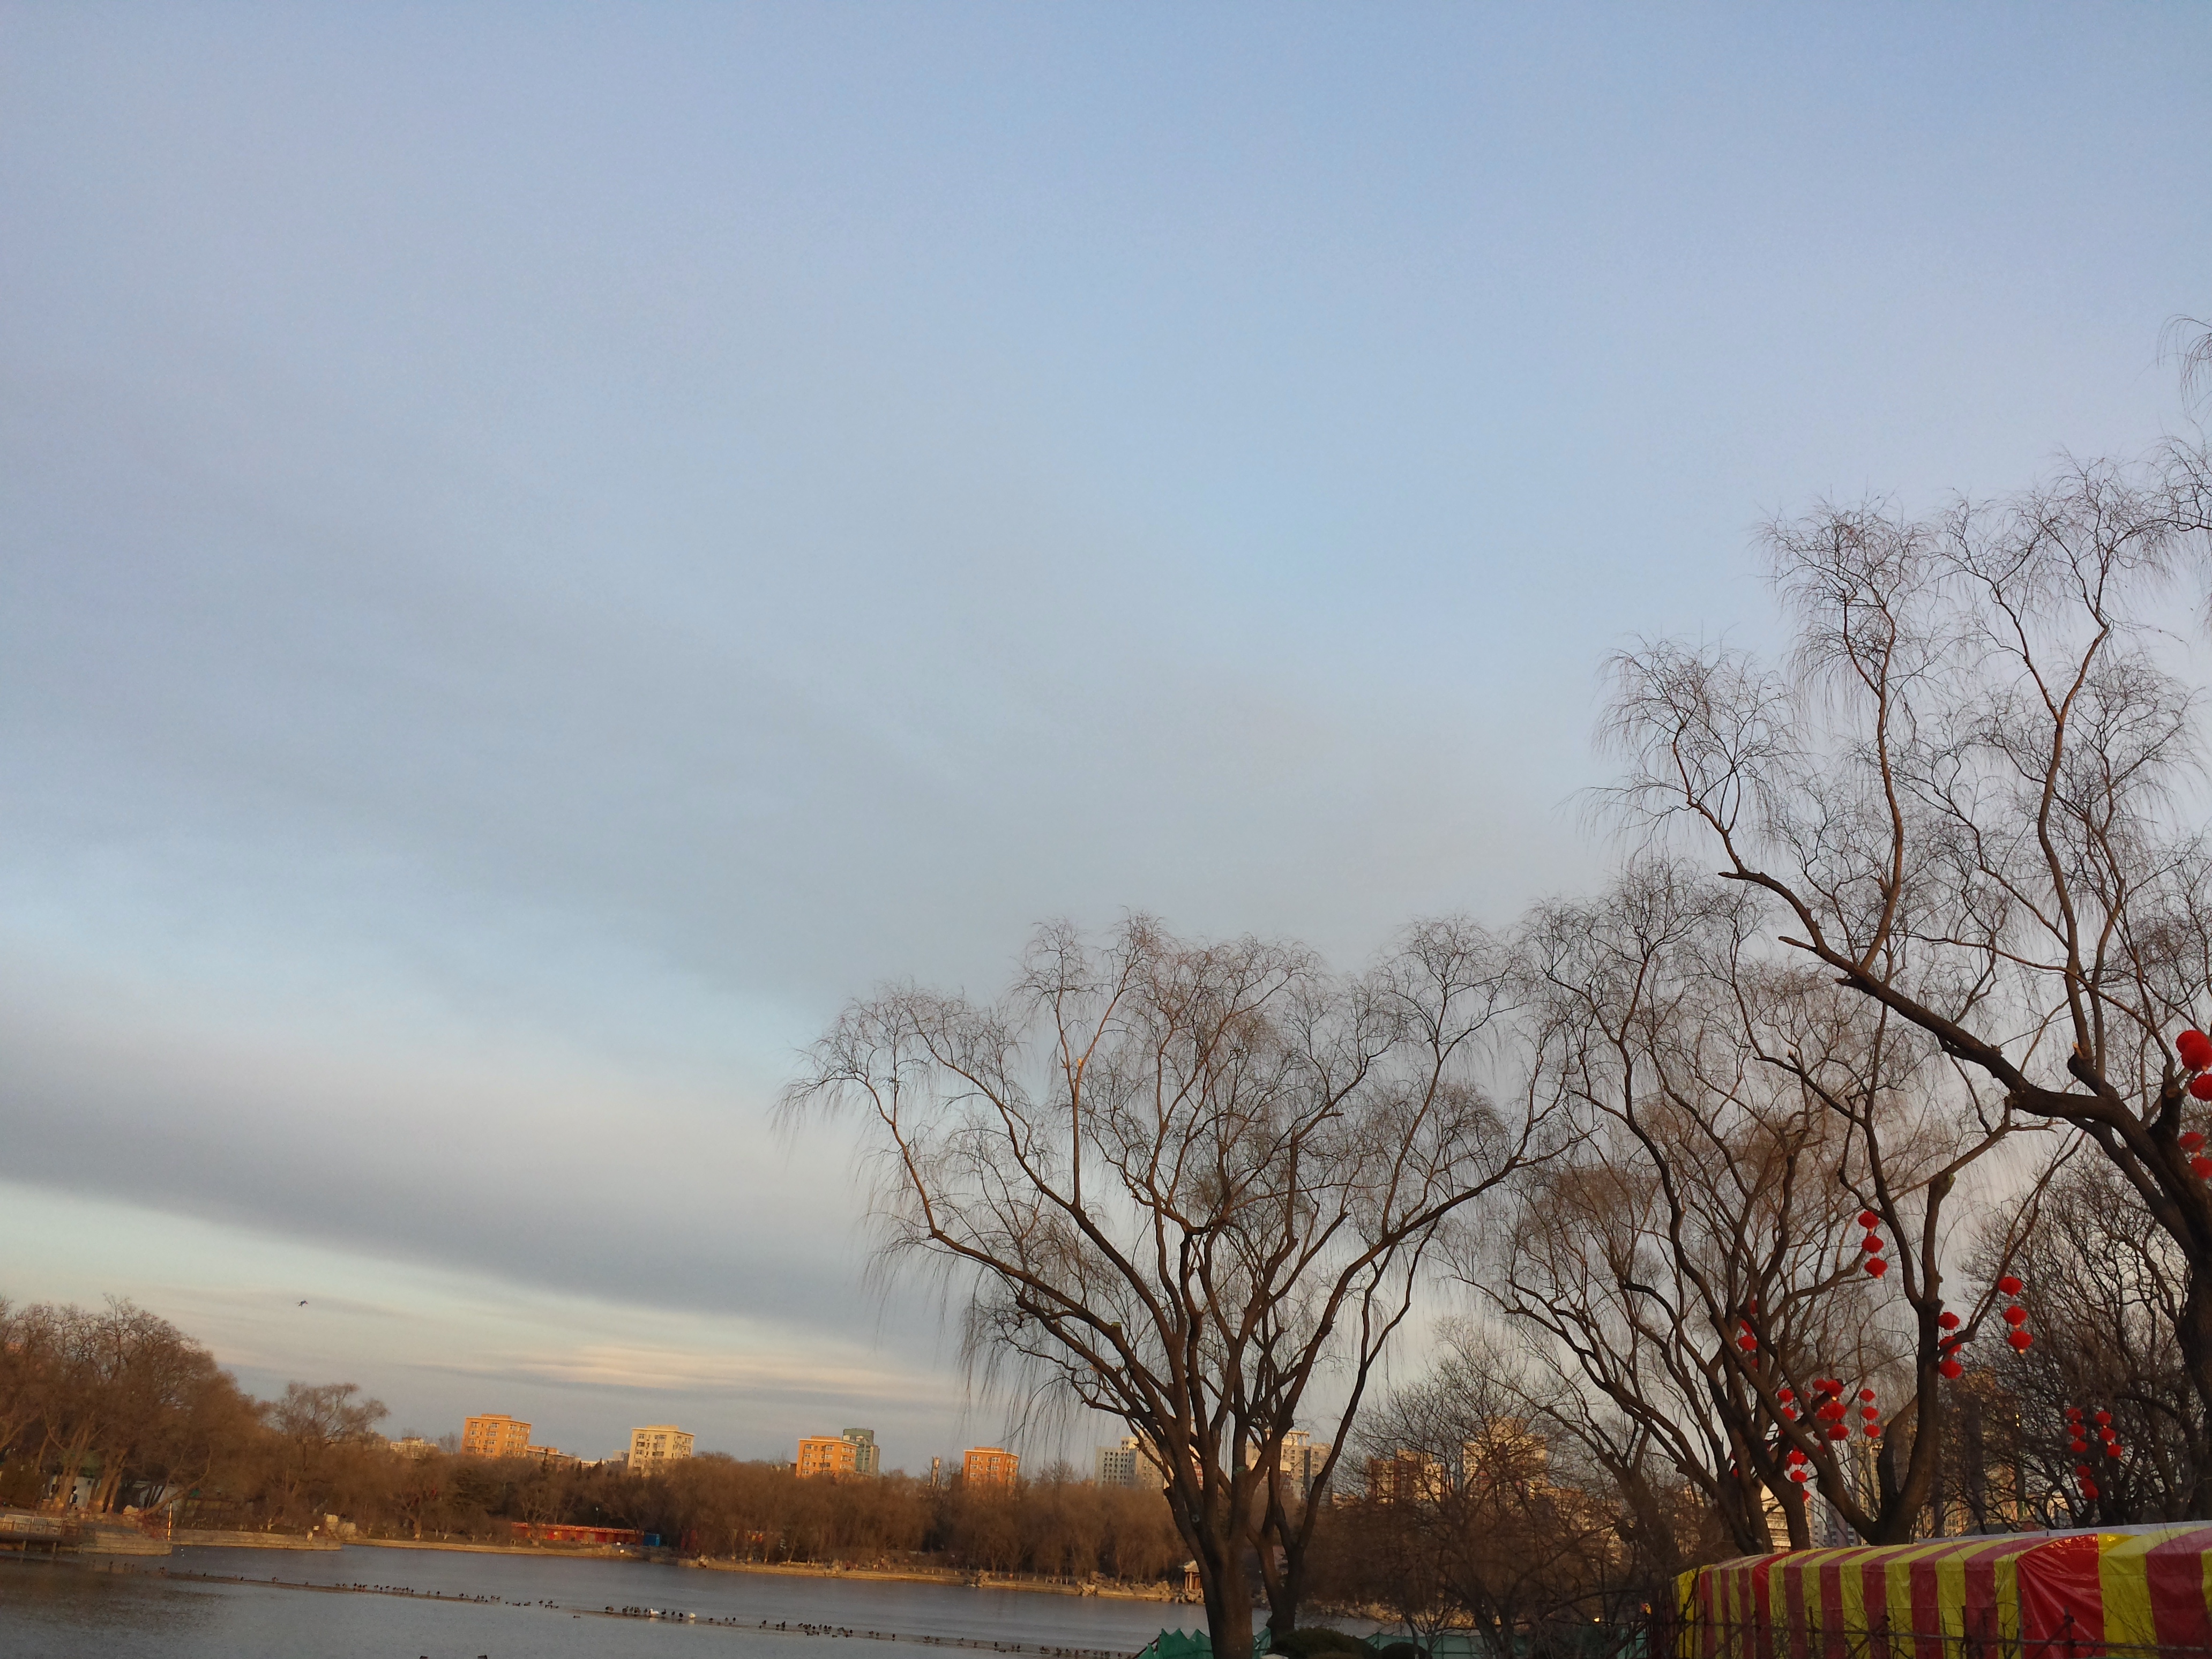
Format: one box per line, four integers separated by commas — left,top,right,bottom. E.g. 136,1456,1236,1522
1246,1429,1331,1503
1096,1437,1144,1488
461,1414,532,1459
1365,1448,1446,1504
627,1425,695,1470
797,1434,857,1478
793,1427,879,1477
962,1446,1019,1488
1097,1434,1176,1489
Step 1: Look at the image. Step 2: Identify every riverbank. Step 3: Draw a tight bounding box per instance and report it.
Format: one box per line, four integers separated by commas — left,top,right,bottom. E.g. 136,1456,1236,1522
685,1559,1178,1602
348,1535,1180,1600
352,1536,621,1558
174,1528,337,1551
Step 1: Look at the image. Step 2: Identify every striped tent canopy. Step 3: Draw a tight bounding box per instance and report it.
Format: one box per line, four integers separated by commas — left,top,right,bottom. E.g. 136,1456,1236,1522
1674,1526,2212,1659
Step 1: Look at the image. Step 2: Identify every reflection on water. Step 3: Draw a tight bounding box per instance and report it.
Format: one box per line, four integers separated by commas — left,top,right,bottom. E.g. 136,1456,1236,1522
0,1545,1206,1659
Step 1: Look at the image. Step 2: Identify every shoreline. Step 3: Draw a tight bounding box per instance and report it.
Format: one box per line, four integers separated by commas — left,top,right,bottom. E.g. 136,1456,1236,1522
328,1537,1183,1601
684,1559,1179,1601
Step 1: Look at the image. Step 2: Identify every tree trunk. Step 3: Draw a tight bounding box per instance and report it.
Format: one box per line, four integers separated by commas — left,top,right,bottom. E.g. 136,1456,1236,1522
1255,1472,1306,1643
1262,1543,1303,1646
2178,1264,2212,1519
1184,1492,1254,1659
1199,1559,1255,1659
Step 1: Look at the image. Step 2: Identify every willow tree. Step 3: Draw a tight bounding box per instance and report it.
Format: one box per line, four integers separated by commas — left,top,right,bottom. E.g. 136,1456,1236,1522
783,916,1552,1655
1604,420,2212,1509
1496,861,2038,1550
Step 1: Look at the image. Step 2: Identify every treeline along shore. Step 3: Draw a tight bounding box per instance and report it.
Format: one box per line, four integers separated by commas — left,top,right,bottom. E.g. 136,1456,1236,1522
0,1296,1188,1588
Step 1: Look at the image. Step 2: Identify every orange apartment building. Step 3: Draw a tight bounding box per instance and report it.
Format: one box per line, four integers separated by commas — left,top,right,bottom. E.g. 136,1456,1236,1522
461,1414,533,1459
797,1434,857,1478
962,1446,1019,1487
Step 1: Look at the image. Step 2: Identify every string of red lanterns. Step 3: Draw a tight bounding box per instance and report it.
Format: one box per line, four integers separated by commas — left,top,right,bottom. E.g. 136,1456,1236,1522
2179,1029,2212,1177
1858,1209,1888,1278
1999,1275,2034,1351
2177,1027,2212,1074
1937,1309,1966,1379
1780,1376,1884,1484
1929,1280,2029,1382
2066,1405,2125,1505
1837,1037,2212,1509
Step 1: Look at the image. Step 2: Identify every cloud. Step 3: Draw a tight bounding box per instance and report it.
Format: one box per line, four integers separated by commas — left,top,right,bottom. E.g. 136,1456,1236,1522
4,1,2206,1463
414,1343,959,1407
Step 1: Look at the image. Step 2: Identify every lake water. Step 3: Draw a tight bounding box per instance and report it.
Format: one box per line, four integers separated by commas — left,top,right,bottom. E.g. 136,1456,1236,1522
0,1545,1210,1659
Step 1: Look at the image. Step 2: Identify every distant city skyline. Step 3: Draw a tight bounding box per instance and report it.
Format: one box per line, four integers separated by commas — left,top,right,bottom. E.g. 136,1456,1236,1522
3,5,2208,1464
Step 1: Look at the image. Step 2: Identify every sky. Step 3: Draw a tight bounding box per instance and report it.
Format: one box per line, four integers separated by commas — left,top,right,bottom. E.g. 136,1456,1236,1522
3,3,2209,1470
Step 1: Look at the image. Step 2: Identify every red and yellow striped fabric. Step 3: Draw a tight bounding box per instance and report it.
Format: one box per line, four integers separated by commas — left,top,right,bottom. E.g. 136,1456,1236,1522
1675,1526,2212,1659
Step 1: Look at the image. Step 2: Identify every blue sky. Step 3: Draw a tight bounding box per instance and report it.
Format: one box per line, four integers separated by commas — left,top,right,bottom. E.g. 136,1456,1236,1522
3,3,2208,1468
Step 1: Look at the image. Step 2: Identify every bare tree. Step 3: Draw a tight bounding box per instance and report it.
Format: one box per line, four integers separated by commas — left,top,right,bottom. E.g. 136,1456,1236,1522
1977,1154,2202,1524
1604,430,2212,1509
783,915,1554,1656
2162,314,2212,420
261,1381,389,1526
0,1298,250,1516
1348,1340,1640,1659
1490,861,2037,1548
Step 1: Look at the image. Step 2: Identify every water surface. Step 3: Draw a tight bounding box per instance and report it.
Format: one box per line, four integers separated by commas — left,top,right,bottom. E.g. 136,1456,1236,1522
0,1545,1207,1659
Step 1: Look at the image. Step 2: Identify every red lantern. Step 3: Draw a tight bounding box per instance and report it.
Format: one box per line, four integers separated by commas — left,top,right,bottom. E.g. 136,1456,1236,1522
1827,1425,1849,1441
2082,1481,2100,1501
2192,1156,2212,1179
2066,1406,2083,1419
1999,1275,2024,1296
2007,1329,2034,1351
1866,1423,1882,1438
1739,1336,1758,1351
2076,1463,2094,1478
2176,1029,2212,1071
2094,1410,2113,1425
1939,1312,1961,1329
2071,1439,2089,1453
1862,1406,1879,1419
2185,1132,2207,1152
1867,1258,1888,1277
1776,1387,1793,1402
2192,1075,2212,1102
2003,1305,2029,1325
1939,1359,1964,1380
1861,1234,1884,1253
2108,1443,2125,1458
1859,1387,1877,1401
1790,1467,1809,1482
1857,1209,1880,1228
1788,1448,1806,1464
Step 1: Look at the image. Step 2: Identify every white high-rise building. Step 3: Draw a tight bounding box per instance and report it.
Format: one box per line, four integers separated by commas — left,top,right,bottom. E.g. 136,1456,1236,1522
1246,1429,1332,1503
627,1425,695,1470
1096,1437,1143,1487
